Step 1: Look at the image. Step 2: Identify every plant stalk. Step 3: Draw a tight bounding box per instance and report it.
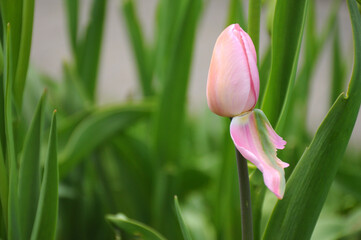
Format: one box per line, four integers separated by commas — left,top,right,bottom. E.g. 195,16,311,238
235,148,254,240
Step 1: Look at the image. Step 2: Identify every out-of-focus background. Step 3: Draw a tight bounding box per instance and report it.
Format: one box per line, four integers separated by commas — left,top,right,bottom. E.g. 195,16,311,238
30,0,361,147
2,0,361,239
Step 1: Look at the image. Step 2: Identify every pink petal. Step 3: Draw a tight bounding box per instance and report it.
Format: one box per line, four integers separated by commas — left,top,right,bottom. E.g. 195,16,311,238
230,109,288,199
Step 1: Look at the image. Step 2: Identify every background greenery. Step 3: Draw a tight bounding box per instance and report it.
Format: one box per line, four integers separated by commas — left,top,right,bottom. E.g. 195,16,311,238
0,0,361,239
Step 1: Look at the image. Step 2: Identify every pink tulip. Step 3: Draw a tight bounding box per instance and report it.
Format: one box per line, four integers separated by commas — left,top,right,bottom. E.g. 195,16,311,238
207,24,288,199
207,24,259,117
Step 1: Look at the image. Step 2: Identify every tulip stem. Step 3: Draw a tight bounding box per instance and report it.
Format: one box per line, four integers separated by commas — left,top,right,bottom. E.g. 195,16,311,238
235,148,254,240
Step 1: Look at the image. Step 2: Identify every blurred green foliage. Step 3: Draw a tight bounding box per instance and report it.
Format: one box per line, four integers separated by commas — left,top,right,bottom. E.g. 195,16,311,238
0,0,361,239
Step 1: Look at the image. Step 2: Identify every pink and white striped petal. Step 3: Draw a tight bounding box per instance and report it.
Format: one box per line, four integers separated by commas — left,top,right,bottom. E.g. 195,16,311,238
230,109,288,199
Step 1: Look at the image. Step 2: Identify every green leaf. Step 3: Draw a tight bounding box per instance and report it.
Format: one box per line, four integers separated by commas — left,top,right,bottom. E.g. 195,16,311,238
13,0,35,108
257,44,271,106
76,0,107,102
152,0,202,233
154,0,202,165
106,213,167,240
227,0,246,29
121,0,153,96
4,23,20,240
31,110,58,240
275,0,341,176
0,0,23,81
250,170,266,240
263,1,361,239
0,41,3,74
261,0,309,126
336,164,361,200
109,134,154,220
63,0,78,54
18,91,46,240
331,22,346,105
177,168,210,197
174,196,192,240
58,103,152,178
247,0,260,59
214,119,241,239
0,138,7,228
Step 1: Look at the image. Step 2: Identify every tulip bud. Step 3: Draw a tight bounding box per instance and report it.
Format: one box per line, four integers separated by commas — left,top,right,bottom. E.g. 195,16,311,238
207,24,259,117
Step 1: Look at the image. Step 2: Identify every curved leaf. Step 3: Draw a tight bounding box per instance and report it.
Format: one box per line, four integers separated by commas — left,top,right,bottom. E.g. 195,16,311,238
58,103,152,178
31,110,58,240
174,196,192,240
261,0,308,126
263,1,361,239
18,91,46,239
106,213,166,240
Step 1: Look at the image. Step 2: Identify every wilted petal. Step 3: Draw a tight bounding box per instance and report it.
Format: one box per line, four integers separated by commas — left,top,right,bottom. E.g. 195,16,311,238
230,109,288,199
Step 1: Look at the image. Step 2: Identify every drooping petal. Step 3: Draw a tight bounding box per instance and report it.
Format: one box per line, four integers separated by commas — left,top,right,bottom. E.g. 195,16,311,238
230,109,288,199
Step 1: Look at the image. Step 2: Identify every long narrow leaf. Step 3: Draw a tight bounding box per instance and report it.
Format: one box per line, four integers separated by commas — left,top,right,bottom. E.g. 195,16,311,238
247,0,260,59
174,196,192,240
76,0,107,102
106,214,166,240
4,23,20,240
31,110,58,240
0,139,7,228
152,0,202,234
261,0,309,126
263,1,361,239
14,0,35,108
58,103,152,177
121,0,153,96
18,91,46,240
64,0,78,54
331,23,346,105
227,0,246,29
0,0,23,79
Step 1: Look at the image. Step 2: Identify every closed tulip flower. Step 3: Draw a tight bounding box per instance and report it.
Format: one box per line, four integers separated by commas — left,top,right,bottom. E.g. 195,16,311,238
207,23,259,117
207,24,288,199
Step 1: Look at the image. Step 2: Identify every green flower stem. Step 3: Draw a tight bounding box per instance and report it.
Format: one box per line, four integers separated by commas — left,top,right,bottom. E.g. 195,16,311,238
235,148,254,240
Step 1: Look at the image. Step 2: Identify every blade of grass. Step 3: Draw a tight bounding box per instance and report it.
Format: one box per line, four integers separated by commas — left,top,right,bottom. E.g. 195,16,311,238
58,103,152,178
121,0,153,96
30,110,58,240
76,0,107,102
174,196,192,240
18,91,46,240
263,1,361,239
13,0,35,108
106,214,167,240
261,0,309,126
